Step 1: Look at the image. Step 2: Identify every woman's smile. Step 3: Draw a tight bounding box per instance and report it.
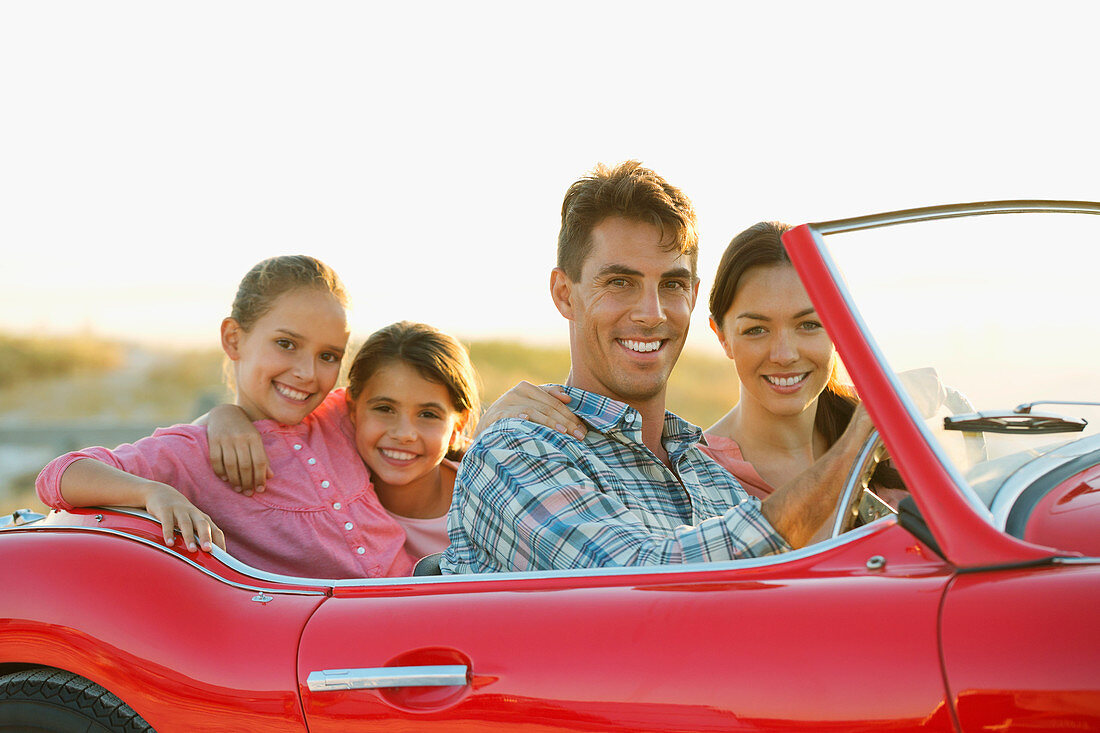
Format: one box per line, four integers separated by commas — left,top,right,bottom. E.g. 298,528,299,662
763,372,811,392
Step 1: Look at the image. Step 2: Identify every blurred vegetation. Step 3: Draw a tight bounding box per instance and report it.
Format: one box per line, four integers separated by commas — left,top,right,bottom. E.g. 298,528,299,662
1,473,45,515
0,333,123,388
0,332,738,425
0,344,231,423
467,340,573,403
139,348,234,419
0,332,738,515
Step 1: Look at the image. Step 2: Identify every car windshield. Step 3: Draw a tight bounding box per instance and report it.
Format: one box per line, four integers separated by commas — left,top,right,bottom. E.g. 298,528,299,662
816,208,1100,513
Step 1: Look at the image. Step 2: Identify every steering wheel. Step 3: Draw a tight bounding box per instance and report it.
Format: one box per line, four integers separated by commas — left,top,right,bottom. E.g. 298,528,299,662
831,430,897,538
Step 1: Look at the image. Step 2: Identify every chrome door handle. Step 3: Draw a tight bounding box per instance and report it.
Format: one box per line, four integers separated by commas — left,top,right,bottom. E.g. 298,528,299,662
307,665,469,691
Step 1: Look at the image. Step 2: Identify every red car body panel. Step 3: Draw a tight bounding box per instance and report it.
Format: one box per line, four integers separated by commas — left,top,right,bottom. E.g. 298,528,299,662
1022,465,1100,556
940,563,1100,731
2,526,325,730
3,513,964,731
297,521,955,731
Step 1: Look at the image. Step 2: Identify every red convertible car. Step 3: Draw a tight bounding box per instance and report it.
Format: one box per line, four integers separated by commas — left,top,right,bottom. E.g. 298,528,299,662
3,201,1099,731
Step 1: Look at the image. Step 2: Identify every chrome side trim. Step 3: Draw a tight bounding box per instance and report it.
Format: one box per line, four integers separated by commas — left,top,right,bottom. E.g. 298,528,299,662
1052,557,1100,565
14,510,894,588
989,434,1100,529
307,665,468,691
331,519,892,587
13,524,326,596
83,506,345,586
812,200,1100,235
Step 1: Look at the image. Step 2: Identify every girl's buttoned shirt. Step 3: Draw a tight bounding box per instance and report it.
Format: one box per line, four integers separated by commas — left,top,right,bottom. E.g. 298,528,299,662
37,389,414,579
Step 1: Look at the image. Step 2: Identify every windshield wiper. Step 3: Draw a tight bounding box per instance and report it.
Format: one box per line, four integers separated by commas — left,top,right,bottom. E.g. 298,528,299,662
944,409,1087,434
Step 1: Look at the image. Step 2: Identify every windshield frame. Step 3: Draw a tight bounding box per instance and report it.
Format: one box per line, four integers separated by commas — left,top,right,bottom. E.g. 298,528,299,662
783,201,1100,568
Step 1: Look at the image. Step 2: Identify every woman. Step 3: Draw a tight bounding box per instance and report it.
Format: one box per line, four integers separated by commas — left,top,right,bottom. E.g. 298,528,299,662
702,221,902,507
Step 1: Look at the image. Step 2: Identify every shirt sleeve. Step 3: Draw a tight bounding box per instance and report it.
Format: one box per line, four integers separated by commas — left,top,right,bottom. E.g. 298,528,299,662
445,423,789,573
35,427,211,511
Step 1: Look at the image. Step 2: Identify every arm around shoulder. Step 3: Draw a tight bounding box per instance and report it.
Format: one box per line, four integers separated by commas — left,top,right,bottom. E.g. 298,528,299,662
194,403,271,494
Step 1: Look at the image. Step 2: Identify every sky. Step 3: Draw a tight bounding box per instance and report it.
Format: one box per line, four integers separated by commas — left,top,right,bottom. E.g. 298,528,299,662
2,1,1098,360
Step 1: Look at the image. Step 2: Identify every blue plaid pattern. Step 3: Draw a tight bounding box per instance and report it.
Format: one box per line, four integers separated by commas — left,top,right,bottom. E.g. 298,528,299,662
441,385,790,573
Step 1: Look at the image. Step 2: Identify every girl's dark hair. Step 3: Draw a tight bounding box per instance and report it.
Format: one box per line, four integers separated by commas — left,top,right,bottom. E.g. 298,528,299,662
346,321,480,461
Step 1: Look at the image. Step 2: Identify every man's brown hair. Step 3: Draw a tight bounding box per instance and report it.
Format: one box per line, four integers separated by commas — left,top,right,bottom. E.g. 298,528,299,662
556,160,699,281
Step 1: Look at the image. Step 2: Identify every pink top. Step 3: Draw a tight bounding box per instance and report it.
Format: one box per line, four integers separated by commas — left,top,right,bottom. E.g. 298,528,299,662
699,433,775,500
381,458,459,560
36,389,414,579
386,513,449,560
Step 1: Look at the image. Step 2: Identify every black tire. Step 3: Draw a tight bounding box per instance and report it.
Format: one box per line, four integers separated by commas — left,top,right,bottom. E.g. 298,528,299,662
0,667,154,732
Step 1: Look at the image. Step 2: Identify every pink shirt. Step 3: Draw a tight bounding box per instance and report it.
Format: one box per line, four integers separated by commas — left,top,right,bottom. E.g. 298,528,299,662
36,389,414,579
700,433,775,500
381,458,459,560
386,513,449,560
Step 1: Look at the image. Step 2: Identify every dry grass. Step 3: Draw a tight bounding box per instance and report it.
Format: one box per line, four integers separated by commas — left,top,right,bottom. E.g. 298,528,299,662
0,333,123,388
1,332,738,425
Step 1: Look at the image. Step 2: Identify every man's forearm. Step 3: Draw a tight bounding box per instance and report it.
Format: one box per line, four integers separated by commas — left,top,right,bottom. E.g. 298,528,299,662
761,408,875,548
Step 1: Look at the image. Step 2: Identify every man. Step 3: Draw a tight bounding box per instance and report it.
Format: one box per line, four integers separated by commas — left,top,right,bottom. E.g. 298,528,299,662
441,161,874,573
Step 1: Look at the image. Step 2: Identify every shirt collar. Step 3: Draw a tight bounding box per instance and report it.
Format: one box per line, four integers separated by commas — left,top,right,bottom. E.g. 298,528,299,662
553,384,703,454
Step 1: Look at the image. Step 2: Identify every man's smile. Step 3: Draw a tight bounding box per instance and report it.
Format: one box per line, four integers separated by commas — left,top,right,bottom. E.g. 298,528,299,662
617,338,665,354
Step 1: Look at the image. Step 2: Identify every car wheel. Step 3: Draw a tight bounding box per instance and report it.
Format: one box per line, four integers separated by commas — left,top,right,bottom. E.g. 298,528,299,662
0,667,153,732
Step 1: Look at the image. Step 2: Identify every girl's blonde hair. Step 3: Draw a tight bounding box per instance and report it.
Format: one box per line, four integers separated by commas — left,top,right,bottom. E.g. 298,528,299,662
231,255,349,331
347,321,480,461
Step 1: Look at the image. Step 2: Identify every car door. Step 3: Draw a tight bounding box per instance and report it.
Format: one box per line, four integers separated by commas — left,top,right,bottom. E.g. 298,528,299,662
297,522,956,732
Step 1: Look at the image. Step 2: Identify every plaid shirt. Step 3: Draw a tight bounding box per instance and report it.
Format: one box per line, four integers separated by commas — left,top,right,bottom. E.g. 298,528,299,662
441,385,790,573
